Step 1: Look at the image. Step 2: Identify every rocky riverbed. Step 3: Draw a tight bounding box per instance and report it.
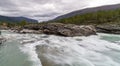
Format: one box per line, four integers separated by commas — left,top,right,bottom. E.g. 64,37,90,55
14,23,97,37
1,23,120,36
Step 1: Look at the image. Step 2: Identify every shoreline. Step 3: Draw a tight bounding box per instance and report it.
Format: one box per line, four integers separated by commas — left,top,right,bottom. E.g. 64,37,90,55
1,23,120,37
12,23,97,37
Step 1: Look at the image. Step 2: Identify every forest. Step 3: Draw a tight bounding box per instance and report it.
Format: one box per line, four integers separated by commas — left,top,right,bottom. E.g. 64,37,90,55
53,9,120,25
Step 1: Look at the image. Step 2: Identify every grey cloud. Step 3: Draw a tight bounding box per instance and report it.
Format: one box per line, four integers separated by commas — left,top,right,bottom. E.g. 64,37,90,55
34,12,60,17
0,0,17,9
29,0,60,4
0,9,19,12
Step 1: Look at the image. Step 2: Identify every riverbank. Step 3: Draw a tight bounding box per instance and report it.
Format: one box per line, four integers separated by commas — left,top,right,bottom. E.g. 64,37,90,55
96,24,120,34
1,22,120,37
12,23,97,37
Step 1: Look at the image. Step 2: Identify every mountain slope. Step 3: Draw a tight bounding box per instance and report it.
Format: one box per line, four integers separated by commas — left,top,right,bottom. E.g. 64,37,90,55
0,15,38,23
54,4,120,20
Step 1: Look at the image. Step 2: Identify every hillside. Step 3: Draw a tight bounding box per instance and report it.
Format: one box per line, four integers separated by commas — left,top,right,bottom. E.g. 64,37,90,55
54,4,120,20
0,15,38,23
50,4,120,25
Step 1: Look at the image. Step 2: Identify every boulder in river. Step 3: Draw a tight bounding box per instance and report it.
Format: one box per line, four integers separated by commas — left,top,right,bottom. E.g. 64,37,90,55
19,23,97,37
0,37,6,44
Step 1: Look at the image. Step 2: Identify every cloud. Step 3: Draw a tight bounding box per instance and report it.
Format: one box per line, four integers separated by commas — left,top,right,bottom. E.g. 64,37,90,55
89,0,120,7
34,12,60,17
0,0,120,22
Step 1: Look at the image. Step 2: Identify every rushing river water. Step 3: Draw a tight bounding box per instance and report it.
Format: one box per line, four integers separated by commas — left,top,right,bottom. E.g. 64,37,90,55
0,30,120,66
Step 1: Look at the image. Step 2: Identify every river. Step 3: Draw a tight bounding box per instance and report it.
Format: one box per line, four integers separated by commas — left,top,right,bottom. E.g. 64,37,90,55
0,30,120,66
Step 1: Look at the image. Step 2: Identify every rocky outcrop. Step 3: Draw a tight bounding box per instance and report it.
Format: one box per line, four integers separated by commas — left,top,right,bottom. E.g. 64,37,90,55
96,24,120,34
0,26,9,30
18,23,97,37
42,23,96,36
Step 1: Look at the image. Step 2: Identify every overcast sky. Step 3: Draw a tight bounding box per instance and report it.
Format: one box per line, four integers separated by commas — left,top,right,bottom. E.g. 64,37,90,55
0,0,120,21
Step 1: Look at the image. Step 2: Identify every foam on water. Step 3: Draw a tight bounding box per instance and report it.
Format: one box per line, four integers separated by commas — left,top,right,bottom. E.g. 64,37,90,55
2,31,120,66
15,35,43,66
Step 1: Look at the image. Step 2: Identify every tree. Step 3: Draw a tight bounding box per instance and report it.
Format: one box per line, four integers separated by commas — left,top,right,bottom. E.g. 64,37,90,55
20,20,27,26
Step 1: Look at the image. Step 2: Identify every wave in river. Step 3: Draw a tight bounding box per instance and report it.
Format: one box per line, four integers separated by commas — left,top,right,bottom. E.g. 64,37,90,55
2,31,120,66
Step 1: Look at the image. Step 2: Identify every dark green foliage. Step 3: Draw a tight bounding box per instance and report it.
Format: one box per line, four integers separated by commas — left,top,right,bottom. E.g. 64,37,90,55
0,20,38,28
19,20,27,26
55,9,120,25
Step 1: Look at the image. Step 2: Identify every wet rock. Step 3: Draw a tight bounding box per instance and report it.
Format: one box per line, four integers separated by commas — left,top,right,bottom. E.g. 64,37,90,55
0,37,6,44
18,23,97,37
96,24,120,34
41,23,96,36
0,26,9,30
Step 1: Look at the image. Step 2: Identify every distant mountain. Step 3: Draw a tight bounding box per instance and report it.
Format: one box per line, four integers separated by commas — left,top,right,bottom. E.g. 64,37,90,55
54,4,120,20
0,15,38,23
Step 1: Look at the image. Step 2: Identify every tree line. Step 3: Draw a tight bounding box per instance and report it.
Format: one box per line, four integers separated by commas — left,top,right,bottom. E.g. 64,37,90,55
54,9,120,25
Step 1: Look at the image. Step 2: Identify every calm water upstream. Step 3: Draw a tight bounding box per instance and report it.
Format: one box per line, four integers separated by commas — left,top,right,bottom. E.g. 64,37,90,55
0,30,120,66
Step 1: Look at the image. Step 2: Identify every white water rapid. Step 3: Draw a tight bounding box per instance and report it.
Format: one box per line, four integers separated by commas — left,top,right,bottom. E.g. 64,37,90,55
1,30,120,66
